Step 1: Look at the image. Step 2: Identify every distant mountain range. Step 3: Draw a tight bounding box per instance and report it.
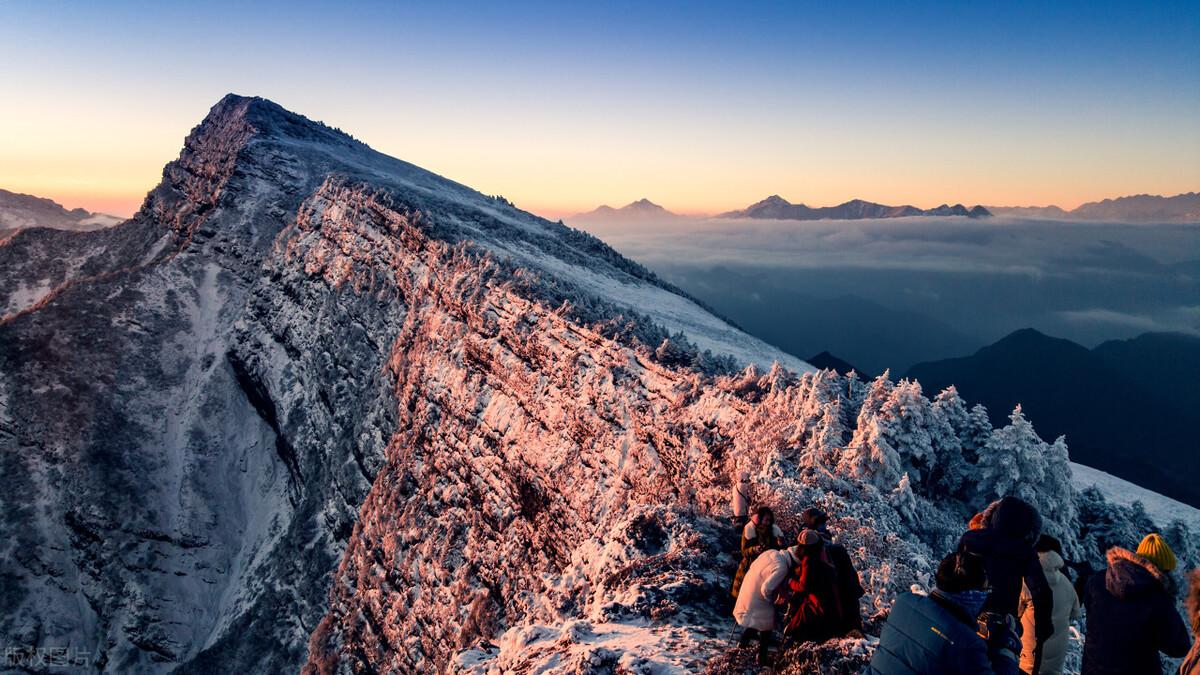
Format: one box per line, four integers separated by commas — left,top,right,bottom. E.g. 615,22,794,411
0,188,122,240
907,328,1200,508
719,195,991,220
989,192,1200,222
571,191,1200,225
569,198,682,223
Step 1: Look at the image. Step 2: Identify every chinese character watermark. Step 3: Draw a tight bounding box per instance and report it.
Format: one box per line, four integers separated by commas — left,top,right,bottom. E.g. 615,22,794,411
3,645,92,669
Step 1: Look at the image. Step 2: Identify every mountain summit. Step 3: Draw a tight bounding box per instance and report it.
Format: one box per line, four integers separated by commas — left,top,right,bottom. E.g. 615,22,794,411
569,197,680,224
1,95,1188,673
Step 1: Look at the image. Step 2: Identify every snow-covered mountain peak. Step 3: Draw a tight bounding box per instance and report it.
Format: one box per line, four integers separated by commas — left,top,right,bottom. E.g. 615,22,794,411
2,95,1192,674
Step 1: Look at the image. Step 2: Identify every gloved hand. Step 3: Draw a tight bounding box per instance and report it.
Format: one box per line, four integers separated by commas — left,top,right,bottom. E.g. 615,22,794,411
977,612,1021,664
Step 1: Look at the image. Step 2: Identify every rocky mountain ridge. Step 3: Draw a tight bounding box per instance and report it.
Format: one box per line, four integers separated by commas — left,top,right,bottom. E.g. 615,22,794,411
989,192,1200,222
1,95,1192,674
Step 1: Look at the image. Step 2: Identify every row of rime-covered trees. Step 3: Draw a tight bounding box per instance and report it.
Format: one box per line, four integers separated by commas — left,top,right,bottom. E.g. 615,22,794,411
758,368,1078,542
727,364,1196,570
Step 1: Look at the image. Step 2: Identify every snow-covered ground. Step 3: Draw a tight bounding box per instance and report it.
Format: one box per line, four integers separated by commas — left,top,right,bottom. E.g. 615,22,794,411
1072,461,1200,532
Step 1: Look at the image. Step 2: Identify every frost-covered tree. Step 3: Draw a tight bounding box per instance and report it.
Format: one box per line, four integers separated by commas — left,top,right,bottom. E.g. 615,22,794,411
1076,487,1158,564
803,396,847,469
974,405,1077,536
891,472,920,526
927,391,969,498
840,373,904,486
1163,519,1197,572
653,332,695,367
841,378,964,498
1039,435,1077,539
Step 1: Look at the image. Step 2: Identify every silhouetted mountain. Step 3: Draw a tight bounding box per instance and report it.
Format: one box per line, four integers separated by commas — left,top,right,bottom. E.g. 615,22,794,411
806,351,862,376
720,195,991,220
989,192,1200,222
0,188,122,236
1093,332,1200,413
907,328,1200,507
1072,192,1200,222
569,198,680,223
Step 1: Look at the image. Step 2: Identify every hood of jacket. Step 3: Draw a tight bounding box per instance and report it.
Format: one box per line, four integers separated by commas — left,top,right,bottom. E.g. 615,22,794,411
982,496,1042,545
1105,546,1171,600
1038,550,1065,574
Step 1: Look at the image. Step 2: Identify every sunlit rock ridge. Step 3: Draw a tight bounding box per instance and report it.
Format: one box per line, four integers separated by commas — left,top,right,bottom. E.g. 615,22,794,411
0,95,1192,674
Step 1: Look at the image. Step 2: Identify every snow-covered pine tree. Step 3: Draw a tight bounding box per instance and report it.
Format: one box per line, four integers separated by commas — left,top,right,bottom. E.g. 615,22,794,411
1039,435,1077,540
839,373,904,486
976,405,1048,509
927,391,968,498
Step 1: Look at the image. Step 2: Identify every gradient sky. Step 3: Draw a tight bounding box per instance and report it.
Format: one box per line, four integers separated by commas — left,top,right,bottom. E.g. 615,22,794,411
1,0,1197,218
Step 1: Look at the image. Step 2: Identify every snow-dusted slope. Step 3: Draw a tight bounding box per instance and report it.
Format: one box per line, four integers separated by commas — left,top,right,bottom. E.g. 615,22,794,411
2,96,1192,674
1072,461,1200,532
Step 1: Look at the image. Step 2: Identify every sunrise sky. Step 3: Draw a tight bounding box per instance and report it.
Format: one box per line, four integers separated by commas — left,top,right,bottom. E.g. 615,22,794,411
1,0,1197,218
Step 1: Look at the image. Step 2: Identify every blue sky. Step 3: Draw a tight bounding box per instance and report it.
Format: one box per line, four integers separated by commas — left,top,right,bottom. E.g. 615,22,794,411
1,0,1197,216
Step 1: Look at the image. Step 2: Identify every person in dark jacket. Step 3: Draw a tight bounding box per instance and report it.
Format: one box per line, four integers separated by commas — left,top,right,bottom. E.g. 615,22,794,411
1081,540,1191,675
783,529,841,644
958,496,1053,672
869,550,1021,675
801,507,866,636
731,506,784,598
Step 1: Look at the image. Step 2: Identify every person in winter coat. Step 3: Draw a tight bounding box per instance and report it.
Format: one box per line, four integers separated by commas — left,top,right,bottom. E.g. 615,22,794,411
731,506,784,598
958,496,1054,672
783,529,841,644
1181,569,1200,675
869,549,1021,675
1017,535,1079,675
800,507,866,635
1081,535,1191,675
733,541,800,665
731,472,752,526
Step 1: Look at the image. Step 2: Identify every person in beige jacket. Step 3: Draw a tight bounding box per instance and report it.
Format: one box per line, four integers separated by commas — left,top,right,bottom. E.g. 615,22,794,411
1017,535,1079,675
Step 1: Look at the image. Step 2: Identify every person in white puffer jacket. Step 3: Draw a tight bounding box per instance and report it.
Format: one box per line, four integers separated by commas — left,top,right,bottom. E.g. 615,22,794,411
733,534,806,666
1018,534,1080,675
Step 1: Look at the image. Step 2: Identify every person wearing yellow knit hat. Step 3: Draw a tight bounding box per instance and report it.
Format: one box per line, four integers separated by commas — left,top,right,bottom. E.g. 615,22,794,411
1080,534,1191,675
1136,532,1177,573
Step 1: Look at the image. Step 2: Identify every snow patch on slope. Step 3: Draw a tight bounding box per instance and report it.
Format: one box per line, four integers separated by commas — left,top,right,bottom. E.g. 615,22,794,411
1071,461,1200,532
504,243,812,373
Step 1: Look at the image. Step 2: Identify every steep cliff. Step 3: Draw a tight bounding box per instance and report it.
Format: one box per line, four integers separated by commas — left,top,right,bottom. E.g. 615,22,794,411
2,95,1188,674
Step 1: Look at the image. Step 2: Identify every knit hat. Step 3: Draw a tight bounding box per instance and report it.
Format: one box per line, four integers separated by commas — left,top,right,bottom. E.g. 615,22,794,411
1137,533,1177,572
797,529,822,547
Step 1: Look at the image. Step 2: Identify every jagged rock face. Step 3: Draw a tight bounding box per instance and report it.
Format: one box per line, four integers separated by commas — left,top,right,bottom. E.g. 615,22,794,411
0,97,400,672
0,95,808,673
8,95,1169,675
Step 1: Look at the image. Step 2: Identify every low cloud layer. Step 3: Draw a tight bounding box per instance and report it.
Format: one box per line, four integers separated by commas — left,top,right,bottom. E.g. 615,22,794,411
574,215,1200,352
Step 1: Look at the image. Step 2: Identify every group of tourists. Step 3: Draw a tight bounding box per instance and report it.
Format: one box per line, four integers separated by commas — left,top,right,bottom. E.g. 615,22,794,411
728,473,865,666
728,474,1200,674
728,504,866,666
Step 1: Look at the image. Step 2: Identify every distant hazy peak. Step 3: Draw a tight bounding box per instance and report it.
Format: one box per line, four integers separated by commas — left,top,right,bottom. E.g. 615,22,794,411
988,192,1200,222
0,187,122,233
569,197,680,222
720,195,991,220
